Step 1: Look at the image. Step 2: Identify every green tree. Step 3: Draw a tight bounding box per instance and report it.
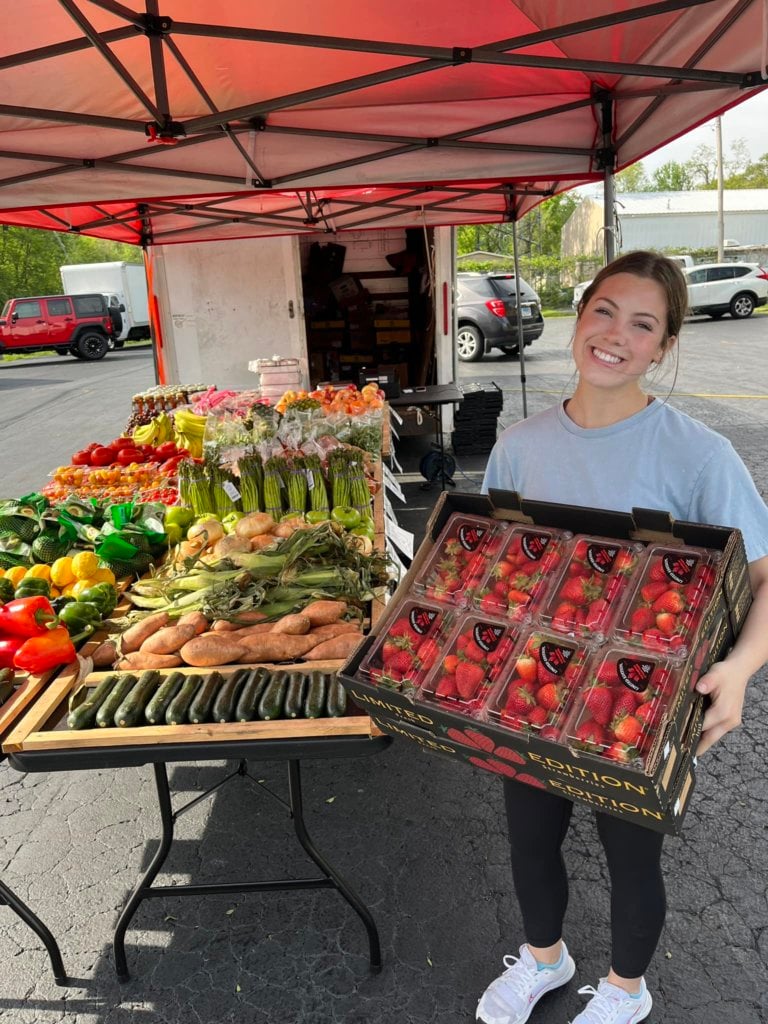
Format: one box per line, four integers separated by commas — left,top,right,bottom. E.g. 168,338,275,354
724,152,768,188
456,192,580,260
650,161,695,191
615,162,650,192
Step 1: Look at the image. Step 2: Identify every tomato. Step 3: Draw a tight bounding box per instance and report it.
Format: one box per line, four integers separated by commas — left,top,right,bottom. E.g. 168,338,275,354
116,448,144,466
108,437,136,450
144,451,164,463
155,442,179,458
89,446,116,466
71,449,92,466
159,457,182,475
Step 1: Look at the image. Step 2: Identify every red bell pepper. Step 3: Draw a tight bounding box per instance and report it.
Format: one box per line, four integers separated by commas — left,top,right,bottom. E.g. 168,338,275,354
0,596,56,638
0,636,25,669
13,627,76,674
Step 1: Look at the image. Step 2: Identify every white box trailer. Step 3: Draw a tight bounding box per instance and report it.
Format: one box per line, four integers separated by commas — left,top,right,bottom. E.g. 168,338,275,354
147,227,457,426
59,261,150,341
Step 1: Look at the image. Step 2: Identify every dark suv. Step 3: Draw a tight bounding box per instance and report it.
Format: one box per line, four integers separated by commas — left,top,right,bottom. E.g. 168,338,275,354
0,293,114,360
456,272,544,361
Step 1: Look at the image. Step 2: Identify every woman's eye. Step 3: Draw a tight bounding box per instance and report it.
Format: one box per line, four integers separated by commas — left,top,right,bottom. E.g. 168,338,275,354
635,322,653,331
594,306,610,316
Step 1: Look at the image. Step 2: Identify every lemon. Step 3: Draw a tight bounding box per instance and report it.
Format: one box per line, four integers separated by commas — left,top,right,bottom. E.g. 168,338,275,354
71,551,99,581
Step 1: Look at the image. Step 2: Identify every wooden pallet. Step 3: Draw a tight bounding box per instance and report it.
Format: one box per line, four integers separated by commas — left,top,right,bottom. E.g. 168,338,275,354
2,660,382,753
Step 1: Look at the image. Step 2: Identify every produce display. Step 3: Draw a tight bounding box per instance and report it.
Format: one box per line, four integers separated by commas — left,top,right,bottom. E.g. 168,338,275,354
359,599,453,693
613,545,719,656
539,536,643,640
483,631,591,737
415,514,501,605
66,667,348,730
419,616,518,709
562,647,682,766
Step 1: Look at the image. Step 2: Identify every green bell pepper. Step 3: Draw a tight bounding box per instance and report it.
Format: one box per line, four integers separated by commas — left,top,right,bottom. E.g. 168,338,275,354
59,600,102,634
76,583,118,616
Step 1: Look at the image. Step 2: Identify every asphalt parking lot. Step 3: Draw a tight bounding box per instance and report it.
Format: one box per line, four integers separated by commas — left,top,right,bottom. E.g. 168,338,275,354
1,320,767,1024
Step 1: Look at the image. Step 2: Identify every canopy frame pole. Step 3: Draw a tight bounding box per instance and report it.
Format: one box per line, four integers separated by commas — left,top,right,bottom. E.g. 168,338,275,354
596,93,617,264
506,187,528,420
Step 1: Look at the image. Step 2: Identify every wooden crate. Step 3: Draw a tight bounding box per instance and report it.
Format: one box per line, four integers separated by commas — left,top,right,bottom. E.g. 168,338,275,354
2,661,382,754
0,667,63,746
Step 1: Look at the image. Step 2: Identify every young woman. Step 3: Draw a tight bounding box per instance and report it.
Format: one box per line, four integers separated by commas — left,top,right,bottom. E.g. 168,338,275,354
476,251,768,1024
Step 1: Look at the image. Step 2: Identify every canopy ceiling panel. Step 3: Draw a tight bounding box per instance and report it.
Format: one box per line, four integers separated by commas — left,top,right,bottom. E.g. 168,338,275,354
0,0,765,243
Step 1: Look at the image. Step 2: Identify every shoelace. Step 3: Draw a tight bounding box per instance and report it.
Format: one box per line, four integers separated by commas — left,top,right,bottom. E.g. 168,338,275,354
495,952,539,1004
575,983,630,1024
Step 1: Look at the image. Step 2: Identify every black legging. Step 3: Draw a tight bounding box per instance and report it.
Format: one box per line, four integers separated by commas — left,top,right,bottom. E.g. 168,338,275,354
503,779,666,979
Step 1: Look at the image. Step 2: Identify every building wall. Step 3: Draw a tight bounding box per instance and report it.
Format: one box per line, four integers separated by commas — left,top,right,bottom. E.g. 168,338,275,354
561,200,604,258
619,212,768,251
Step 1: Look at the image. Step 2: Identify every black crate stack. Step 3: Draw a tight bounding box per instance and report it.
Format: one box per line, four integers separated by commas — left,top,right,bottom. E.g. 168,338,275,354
451,382,504,456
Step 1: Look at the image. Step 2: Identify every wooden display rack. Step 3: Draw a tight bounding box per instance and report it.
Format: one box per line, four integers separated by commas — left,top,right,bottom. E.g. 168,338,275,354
2,660,382,755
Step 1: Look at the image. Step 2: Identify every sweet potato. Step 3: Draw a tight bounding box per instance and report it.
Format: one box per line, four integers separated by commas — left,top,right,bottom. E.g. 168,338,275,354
307,622,362,641
90,639,118,667
141,623,197,655
230,622,274,637
236,634,316,663
302,600,347,627
121,611,170,654
303,633,364,661
179,634,247,667
212,610,268,631
117,651,183,670
270,614,311,636
177,610,209,636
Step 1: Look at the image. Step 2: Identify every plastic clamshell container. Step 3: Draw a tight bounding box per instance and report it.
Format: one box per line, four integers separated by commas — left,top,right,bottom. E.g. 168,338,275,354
411,512,506,607
561,645,683,770
466,524,572,622
480,628,592,739
539,535,646,643
610,543,722,659
417,614,520,714
359,598,454,694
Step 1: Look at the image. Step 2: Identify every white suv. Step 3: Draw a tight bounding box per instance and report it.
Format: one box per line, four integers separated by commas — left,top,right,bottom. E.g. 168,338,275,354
684,262,768,319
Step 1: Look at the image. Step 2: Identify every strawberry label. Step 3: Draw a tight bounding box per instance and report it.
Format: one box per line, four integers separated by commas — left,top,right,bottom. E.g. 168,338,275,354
457,524,486,551
586,544,619,574
539,643,575,676
473,622,506,653
617,657,654,693
409,607,438,635
661,553,698,584
521,533,550,562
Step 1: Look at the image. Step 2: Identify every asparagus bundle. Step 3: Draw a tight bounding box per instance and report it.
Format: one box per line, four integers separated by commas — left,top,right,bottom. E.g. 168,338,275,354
178,460,214,516
327,449,370,515
304,453,330,516
238,453,264,513
263,457,285,519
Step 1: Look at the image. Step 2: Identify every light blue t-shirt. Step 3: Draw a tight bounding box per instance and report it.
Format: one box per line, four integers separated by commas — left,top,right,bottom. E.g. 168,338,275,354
481,400,768,564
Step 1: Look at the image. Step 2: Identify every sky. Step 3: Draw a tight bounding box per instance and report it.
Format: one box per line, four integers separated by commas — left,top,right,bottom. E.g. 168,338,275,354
639,88,768,172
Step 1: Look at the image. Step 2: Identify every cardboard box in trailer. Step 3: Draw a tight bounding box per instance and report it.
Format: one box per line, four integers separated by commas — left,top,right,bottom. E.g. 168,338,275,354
59,262,150,342
145,229,457,408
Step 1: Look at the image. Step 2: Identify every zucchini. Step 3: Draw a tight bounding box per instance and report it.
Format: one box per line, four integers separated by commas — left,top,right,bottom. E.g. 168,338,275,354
188,670,224,724
284,672,307,719
165,674,203,725
96,673,137,728
115,670,162,728
303,672,326,720
212,669,248,724
257,671,288,721
325,675,348,718
235,667,271,722
144,671,185,725
67,674,119,730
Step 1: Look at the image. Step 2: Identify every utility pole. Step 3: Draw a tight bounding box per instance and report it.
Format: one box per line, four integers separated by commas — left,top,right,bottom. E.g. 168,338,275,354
715,116,724,262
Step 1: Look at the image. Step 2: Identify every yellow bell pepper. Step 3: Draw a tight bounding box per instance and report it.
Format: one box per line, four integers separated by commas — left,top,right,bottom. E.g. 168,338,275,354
25,563,52,582
50,556,75,588
5,565,28,588
71,551,99,581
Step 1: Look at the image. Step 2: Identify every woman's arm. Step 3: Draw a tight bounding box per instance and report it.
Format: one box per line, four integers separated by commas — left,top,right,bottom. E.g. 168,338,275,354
695,553,768,755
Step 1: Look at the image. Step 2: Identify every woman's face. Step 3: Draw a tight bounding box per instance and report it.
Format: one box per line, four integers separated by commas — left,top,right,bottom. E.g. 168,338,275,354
574,272,673,391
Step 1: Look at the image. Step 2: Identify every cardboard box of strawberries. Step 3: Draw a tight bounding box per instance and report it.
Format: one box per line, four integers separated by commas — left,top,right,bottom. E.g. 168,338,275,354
339,491,752,834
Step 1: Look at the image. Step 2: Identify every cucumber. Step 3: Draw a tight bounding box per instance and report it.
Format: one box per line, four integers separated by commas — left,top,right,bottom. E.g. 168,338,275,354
114,670,162,728
212,669,249,724
67,674,120,730
235,667,271,722
144,671,186,725
325,675,348,718
257,671,288,721
96,673,137,728
284,672,307,719
188,670,224,724
303,672,326,720
165,674,203,725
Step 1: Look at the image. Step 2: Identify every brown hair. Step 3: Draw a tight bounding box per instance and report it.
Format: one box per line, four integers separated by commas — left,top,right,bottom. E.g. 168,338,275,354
578,251,688,357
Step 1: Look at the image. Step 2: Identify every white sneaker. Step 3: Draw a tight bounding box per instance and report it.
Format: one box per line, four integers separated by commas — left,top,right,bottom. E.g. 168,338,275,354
571,978,652,1024
476,942,576,1024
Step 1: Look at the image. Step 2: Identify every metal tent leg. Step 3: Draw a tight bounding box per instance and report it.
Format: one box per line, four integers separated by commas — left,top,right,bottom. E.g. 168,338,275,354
0,877,68,985
287,759,382,971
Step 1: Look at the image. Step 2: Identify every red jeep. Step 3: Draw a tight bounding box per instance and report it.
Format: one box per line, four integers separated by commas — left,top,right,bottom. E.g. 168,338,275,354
0,293,114,360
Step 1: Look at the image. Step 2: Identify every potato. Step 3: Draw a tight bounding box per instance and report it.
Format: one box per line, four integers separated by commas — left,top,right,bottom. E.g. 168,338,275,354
234,513,275,539
270,614,311,636
212,535,252,559
179,634,247,667
141,623,197,655
250,533,279,551
302,600,347,627
303,634,364,661
121,611,170,654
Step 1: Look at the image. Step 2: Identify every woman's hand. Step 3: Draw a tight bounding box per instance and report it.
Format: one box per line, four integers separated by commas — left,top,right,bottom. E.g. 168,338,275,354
694,661,748,755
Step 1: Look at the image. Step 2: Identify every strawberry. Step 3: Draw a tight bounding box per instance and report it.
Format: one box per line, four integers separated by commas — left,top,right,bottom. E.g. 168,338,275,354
640,580,669,604
435,674,458,699
595,660,620,685
455,661,485,699
463,728,495,752
612,690,639,719
515,773,547,789
507,588,531,607
642,627,666,649
648,560,669,582
584,598,609,630
537,682,564,712
493,745,526,765
604,742,636,763
537,661,554,686
388,617,414,640
515,654,538,682
573,540,589,562
540,725,560,741
504,683,537,716
559,575,601,606
494,561,515,580
443,654,459,674
480,593,501,614
652,590,686,614
635,702,658,730
613,550,638,575
630,606,656,634
463,639,486,663
575,720,607,748
387,649,414,675
527,706,549,728
655,612,678,637
417,638,439,663
583,685,614,726
612,713,643,746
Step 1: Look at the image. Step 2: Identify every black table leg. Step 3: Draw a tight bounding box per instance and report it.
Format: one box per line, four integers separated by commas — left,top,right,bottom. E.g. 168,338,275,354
0,877,68,985
113,761,174,982
287,759,382,971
